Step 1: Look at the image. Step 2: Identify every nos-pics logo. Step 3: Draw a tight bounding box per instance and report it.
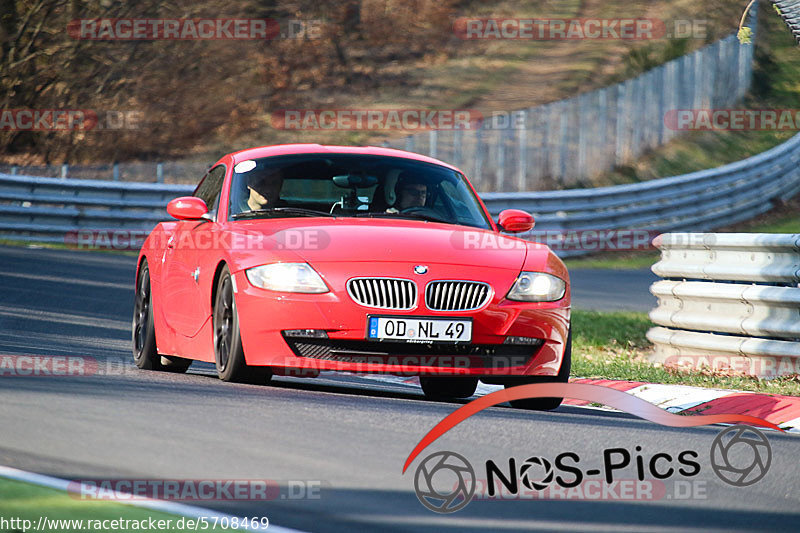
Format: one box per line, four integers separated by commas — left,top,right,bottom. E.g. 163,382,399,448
403,383,780,514
414,451,476,513
413,425,772,514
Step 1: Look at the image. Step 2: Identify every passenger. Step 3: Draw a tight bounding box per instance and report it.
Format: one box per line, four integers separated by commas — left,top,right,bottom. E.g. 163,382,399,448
237,172,283,213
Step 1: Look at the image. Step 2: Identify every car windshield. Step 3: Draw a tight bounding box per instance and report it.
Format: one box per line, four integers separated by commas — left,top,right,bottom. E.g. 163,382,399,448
228,154,492,229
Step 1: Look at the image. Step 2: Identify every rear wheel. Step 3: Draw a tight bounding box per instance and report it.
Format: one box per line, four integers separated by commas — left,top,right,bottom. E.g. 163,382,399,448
505,329,571,411
420,376,479,400
132,260,192,373
213,266,272,384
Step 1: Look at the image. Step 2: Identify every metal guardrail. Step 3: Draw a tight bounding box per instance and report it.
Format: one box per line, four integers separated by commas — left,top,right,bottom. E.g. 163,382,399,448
647,232,800,378
652,233,800,282
0,132,799,252
0,174,192,240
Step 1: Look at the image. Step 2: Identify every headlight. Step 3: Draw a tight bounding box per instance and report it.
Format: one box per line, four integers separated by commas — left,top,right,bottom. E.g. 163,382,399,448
246,263,329,293
506,272,566,302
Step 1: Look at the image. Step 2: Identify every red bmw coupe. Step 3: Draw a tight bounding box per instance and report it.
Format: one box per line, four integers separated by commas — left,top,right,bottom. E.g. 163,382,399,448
133,144,571,409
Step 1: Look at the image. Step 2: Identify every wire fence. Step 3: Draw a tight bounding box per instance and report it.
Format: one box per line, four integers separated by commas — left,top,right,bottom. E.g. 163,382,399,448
386,34,757,192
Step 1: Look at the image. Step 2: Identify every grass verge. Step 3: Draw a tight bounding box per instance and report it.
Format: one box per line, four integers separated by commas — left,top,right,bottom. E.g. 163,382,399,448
571,310,800,397
0,478,235,532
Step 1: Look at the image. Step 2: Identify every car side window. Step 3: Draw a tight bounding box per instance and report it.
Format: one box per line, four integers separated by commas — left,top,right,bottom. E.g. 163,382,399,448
193,165,226,217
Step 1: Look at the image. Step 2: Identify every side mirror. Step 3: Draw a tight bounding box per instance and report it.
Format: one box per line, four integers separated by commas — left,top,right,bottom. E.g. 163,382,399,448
497,209,534,233
167,196,209,220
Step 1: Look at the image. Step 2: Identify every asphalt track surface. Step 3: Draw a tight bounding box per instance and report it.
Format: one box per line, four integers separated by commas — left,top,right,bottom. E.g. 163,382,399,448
0,245,797,532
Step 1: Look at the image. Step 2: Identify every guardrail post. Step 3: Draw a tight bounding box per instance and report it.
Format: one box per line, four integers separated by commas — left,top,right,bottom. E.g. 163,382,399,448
60,164,68,179
615,82,627,165
496,128,506,191
540,103,551,179
156,163,164,183
644,69,658,150
474,124,484,190
557,100,569,180
667,60,677,143
634,75,645,157
597,88,609,173
113,163,120,181
10,166,17,175
516,109,528,192
453,127,463,168
577,93,589,179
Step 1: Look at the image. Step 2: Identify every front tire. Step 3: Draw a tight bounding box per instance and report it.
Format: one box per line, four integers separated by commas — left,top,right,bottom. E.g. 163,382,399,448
420,376,479,400
133,261,159,370
505,329,572,411
213,266,272,384
132,260,192,373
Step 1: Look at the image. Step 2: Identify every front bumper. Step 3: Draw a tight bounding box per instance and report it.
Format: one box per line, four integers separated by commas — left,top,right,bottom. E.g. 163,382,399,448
233,263,570,377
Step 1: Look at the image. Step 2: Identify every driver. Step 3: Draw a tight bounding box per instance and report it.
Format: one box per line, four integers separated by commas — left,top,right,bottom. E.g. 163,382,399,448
388,173,428,212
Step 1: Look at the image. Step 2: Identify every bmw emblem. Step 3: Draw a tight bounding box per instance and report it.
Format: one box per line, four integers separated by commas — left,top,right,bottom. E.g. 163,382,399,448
414,265,428,275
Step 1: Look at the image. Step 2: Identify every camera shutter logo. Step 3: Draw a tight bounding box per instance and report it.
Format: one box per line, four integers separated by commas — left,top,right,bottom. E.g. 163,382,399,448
520,456,554,491
413,451,475,513
710,425,772,487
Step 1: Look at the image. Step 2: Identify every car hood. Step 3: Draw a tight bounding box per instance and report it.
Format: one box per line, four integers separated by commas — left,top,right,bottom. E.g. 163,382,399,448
226,218,550,272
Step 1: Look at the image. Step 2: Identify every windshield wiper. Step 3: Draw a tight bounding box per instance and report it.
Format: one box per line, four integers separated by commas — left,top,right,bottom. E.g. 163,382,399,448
232,207,334,220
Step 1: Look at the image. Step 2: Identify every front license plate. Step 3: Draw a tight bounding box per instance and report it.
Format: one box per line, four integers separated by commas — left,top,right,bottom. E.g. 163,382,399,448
367,316,472,342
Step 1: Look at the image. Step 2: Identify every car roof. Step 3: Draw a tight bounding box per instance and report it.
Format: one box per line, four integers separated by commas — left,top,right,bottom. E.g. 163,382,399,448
227,144,463,173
